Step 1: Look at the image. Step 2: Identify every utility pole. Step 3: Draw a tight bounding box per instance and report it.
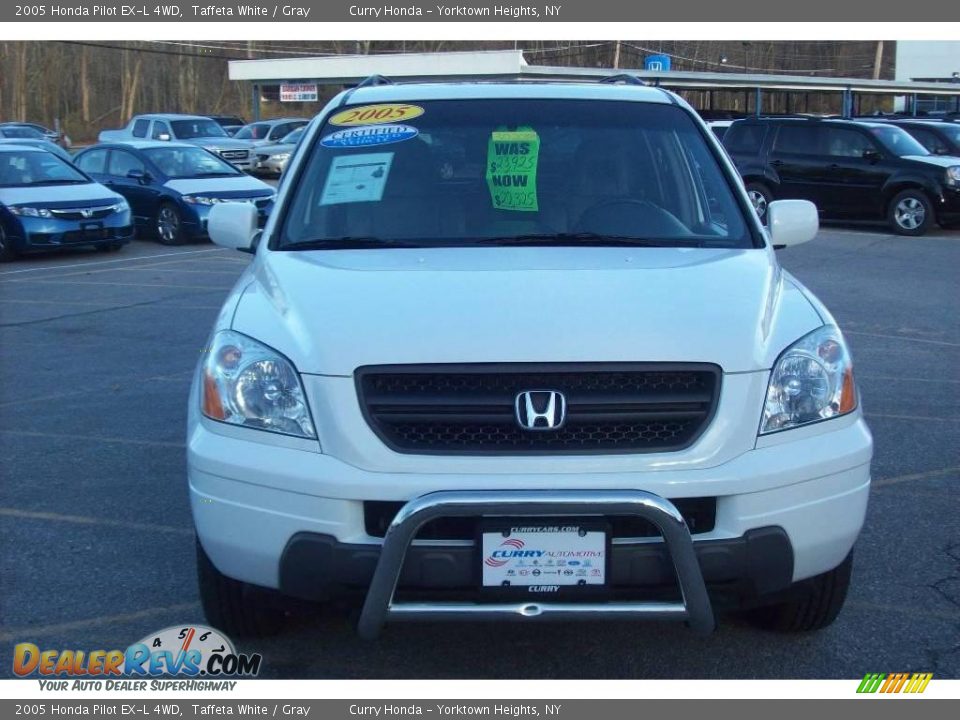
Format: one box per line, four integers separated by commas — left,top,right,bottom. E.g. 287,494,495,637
872,41,884,80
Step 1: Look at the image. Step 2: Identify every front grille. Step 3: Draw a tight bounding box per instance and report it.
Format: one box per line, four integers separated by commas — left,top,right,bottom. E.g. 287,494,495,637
364,498,717,540
50,206,114,220
220,149,249,161
356,363,721,455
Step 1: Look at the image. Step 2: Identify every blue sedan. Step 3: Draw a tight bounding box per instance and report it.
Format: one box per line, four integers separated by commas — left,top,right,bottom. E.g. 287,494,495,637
0,145,133,262
74,141,275,245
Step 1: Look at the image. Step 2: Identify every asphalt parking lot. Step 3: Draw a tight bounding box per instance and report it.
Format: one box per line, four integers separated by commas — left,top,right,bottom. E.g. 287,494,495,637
1,224,958,679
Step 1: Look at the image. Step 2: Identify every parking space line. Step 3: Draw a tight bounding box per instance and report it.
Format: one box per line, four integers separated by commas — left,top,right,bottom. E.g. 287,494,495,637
0,248,228,276
0,602,201,642
1,254,249,283
846,600,960,622
2,279,234,290
865,412,960,424
859,374,960,385
0,507,194,537
844,330,960,348
0,429,183,448
0,298,222,310
873,465,960,488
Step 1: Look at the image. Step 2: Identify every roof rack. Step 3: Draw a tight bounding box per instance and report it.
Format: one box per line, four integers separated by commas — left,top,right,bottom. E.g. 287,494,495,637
599,73,648,86
355,74,394,88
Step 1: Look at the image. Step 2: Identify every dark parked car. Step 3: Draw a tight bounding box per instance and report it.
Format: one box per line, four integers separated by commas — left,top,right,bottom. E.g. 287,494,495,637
233,118,309,147
73,141,275,245
0,123,46,141
0,138,74,163
0,145,132,261
207,115,247,136
723,117,960,235
878,120,960,158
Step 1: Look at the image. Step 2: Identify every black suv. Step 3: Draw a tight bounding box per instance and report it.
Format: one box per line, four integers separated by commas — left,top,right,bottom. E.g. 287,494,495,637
723,117,960,235
876,119,960,158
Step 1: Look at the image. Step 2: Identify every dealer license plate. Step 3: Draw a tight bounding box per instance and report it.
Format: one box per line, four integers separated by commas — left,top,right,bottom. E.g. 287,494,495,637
481,522,607,588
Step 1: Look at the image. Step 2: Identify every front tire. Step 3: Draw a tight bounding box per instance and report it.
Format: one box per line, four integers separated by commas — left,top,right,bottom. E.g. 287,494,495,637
196,538,285,638
745,551,853,632
0,226,17,262
745,182,773,224
888,189,933,236
156,202,186,245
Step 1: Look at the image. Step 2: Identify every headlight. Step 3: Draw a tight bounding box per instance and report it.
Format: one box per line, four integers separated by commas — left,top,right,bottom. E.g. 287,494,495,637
946,166,960,186
200,330,316,439
110,200,130,213
182,195,221,206
760,325,857,435
9,206,52,218
271,153,291,163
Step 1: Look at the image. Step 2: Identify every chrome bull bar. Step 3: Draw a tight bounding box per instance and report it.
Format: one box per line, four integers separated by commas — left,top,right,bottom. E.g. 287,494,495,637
357,490,715,639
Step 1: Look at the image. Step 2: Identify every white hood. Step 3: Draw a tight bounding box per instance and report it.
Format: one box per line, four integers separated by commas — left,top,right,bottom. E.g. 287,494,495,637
232,247,823,375
0,182,119,206
164,175,272,196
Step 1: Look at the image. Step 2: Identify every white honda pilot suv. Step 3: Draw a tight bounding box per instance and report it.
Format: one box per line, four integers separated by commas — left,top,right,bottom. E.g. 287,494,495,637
189,77,872,639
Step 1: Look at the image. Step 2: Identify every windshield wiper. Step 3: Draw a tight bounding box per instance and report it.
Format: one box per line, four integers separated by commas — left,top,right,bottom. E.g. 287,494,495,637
284,237,426,250
474,233,706,248
192,172,238,178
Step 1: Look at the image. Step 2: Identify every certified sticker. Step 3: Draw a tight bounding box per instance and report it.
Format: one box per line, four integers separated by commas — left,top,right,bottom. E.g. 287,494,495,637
328,103,425,126
320,124,418,148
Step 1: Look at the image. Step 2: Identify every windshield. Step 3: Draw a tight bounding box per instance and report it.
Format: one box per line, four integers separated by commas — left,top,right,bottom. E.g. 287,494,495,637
870,126,929,157
0,150,89,187
0,125,44,140
939,125,960,146
279,99,753,249
170,119,229,139
144,146,240,178
282,128,305,144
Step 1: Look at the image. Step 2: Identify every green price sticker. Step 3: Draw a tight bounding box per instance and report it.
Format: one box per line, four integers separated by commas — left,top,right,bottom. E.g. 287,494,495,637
486,128,540,212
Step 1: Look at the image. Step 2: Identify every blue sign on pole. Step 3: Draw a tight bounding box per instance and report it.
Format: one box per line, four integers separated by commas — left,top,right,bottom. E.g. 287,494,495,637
644,54,672,72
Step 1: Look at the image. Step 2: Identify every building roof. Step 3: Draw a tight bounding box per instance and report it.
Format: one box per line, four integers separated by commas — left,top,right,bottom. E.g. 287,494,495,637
228,50,960,98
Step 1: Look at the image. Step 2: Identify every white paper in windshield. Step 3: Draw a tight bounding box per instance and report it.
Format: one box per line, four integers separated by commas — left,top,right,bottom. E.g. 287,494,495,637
319,152,393,206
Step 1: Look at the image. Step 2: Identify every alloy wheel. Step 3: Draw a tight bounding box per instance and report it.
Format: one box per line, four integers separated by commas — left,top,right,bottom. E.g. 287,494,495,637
748,190,768,220
894,197,926,231
158,206,180,243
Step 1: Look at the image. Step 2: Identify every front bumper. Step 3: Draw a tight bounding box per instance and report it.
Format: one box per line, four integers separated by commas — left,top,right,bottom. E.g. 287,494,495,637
936,186,960,223
7,211,133,251
254,155,288,175
189,405,872,629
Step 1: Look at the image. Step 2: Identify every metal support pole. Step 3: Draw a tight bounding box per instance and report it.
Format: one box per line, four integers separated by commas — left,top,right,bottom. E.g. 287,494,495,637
754,87,762,117
911,93,918,116
251,84,260,122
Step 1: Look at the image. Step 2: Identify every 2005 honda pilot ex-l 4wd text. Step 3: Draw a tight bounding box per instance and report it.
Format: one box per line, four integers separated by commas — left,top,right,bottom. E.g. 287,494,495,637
188,79,873,639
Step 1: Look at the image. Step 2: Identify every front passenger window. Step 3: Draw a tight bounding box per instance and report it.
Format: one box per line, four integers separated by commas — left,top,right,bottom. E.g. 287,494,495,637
825,129,875,158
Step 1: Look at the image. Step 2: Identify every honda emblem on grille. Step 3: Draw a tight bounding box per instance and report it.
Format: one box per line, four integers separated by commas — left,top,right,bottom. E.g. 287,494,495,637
515,390,566,431
81,208,92,218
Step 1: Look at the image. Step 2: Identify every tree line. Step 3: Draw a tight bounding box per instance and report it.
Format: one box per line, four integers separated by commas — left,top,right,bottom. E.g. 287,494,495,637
0,40,894,141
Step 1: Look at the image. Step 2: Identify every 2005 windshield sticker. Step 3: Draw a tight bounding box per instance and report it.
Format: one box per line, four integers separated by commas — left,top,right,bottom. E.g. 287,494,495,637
486,128,540,212
319,152,393,206
328,103,425,127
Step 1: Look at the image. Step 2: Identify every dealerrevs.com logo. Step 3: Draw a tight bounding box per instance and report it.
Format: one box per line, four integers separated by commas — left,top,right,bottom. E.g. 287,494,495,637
13,625,262,690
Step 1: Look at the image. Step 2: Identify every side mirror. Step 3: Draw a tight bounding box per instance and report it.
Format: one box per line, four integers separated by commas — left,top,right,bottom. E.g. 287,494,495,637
157,133,171,142
208,201,259,252
862,148,882,163
767,199,818,249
